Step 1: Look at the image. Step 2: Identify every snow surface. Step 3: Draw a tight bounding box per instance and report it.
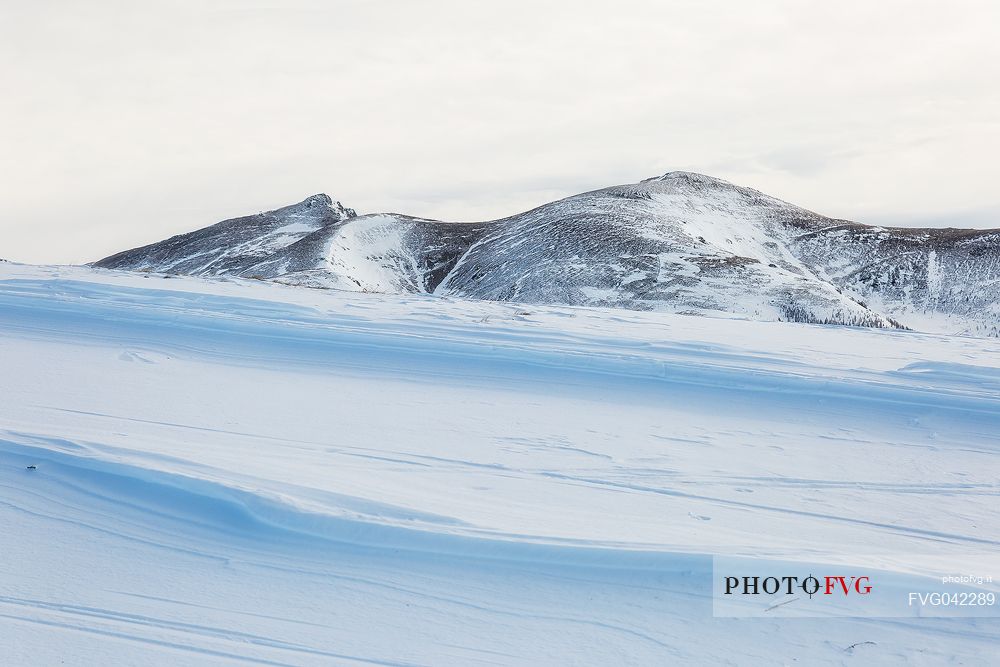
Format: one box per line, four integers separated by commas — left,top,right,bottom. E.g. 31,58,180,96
1,263,999,665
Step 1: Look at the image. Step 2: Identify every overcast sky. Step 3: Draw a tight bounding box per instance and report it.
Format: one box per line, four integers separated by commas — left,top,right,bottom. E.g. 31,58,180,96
2,0,999,264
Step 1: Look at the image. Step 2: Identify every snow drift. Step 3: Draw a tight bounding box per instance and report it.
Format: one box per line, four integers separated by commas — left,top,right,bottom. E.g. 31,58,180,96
1,263,999,664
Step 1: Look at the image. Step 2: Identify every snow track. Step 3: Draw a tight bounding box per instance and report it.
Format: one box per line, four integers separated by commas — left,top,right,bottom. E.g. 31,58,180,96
1,264,999,664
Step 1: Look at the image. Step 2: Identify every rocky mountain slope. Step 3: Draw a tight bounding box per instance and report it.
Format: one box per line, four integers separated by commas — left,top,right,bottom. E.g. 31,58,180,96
94,172,1000,336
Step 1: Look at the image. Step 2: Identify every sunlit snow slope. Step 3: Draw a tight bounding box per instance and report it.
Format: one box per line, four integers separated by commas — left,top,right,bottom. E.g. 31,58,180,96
1,263,999,665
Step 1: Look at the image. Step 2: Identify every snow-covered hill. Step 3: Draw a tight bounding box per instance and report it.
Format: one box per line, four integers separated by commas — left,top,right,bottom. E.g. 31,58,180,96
93,172,1000,335
2,263,999,664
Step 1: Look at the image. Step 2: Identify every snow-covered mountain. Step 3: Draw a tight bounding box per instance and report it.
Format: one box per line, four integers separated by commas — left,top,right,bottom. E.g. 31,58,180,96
94,172,1000,335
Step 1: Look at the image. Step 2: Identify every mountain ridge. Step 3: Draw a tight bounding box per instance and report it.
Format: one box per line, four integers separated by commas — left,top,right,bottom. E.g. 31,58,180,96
93,172,1000,336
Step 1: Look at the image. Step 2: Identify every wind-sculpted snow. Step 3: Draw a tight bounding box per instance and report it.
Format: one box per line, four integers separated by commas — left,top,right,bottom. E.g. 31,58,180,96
1,264,999,664
94,172,1000,336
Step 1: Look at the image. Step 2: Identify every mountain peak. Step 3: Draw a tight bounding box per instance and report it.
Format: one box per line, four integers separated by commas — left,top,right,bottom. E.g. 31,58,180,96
641,171,756,192
294,193,357,219
303,193,333,207
644,171,737,188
